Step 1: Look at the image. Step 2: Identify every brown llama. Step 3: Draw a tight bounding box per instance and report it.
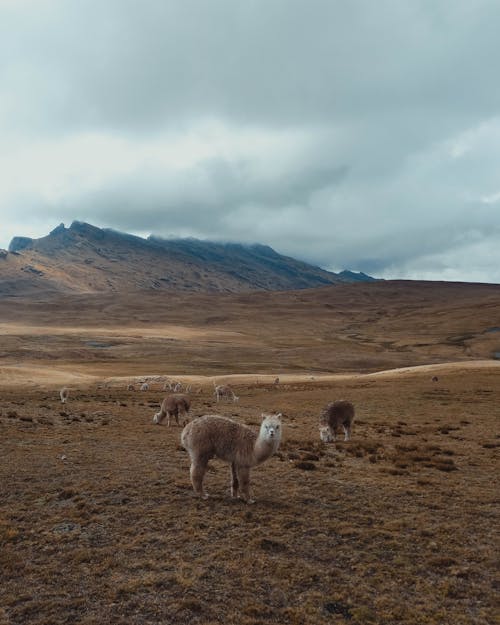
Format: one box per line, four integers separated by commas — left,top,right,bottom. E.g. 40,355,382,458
153,393,191,426
214,384,239,402
319,400,355,442
181,413,282,503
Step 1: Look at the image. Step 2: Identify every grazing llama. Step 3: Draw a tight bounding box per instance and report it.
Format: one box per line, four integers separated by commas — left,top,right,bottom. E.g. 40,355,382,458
214,384,239,403
153,394,191,427
140,382,149,391
127,384,135,391
274,377,280,385
60,387,69,403
431,376,439,382
181,413,282,503
319,400,355,442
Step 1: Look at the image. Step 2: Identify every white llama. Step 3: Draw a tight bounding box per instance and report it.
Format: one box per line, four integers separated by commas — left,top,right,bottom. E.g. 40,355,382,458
181,413,282,503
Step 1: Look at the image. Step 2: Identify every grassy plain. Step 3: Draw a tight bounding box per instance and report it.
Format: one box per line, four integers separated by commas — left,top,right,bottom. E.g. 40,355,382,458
0,281,499,624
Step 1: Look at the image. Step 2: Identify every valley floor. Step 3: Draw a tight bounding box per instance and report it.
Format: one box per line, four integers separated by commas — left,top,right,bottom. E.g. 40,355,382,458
1,363,498,625
1,284,499,624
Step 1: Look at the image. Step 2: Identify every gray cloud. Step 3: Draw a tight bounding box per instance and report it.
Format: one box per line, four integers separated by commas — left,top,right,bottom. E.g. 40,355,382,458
1,0,500,282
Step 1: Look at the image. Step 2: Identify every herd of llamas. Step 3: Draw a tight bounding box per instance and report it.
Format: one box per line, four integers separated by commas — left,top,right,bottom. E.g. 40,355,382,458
58,381,355,504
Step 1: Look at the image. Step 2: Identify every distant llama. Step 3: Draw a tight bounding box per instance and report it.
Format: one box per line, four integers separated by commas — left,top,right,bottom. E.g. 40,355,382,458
153,394,191,427
164,380,182,392
181,413,282,503
274,377,280,385
60,387,69,404
127,384,135,391
140,382,149,391
431,376,439,383
214,384,239,403
319,400,355,442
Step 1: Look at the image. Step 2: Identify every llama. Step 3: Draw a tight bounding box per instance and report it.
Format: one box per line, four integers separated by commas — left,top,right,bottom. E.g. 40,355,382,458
60,387,69,403
140,382,149,391
431,376,439,382
153,393,191,426
319,400,355,442
214,384,239,403
181,412,282,503
127,384,135,391
274,377,280,385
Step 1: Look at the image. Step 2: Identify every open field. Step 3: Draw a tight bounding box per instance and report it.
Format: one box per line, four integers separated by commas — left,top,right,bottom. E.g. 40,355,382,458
1,281,499,624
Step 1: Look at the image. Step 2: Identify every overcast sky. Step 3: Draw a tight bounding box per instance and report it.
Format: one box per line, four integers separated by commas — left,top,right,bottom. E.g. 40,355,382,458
1,0,500,282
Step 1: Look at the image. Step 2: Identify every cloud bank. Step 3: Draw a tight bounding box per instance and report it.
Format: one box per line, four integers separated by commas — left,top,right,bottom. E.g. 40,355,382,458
1,0,500,282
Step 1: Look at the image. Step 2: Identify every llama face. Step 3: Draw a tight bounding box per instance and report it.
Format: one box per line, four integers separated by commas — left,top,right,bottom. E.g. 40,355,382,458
319,425,334,442
260,413,282,440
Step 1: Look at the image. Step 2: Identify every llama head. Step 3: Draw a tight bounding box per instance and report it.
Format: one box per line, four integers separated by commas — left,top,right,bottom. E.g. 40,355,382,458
260,412,282,441
319,425,334,443
153,412,163,425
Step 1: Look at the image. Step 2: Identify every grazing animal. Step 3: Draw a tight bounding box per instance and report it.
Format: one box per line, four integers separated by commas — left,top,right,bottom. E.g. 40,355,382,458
127,384,135,391
274,377,280,385
60,387,69,403
214,384,239,403
153,393,191,426
431,376,439,382
140,382,149,391
181,412,282,503
319,400,355,442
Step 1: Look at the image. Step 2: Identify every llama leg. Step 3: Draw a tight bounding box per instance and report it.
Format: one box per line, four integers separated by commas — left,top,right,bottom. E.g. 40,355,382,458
190,459,209,499
230,462,239,498
166,411,172,427
174,409,179,426
236,466,254,504
343,424,351,441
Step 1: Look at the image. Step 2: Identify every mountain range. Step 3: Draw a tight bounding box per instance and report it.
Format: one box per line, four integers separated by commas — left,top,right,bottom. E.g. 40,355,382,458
1,221,375,295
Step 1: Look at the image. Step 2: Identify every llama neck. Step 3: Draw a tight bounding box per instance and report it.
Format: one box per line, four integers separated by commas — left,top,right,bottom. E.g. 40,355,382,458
253,433,280,465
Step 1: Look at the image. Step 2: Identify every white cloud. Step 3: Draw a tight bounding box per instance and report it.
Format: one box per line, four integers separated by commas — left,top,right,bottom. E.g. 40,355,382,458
1,0,500,282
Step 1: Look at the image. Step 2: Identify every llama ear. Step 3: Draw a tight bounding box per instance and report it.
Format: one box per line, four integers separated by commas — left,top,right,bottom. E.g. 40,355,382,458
275,413,282,420
261,413,267,421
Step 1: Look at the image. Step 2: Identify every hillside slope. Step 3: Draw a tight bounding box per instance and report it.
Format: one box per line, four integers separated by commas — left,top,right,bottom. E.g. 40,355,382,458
1,221,366,295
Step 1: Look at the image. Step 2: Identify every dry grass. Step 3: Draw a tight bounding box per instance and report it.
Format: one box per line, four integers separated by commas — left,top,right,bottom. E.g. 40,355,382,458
1,368,498,625
0,283,499,624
